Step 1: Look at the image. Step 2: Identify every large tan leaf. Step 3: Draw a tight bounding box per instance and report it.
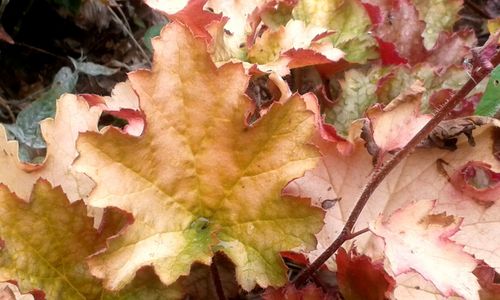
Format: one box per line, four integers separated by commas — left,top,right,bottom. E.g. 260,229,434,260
75,22,323,291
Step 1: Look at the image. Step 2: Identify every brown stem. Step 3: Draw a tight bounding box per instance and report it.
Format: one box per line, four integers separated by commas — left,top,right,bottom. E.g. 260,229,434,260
293,50,500,287
211,262,227,300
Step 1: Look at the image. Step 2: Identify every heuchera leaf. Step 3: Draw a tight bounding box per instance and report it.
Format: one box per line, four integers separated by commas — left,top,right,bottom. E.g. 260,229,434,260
292,0,378,63
0,181,183,299
325,65,388,136
336,248,396,300
284,117,499,296
365,83,432,161
74,22,323,291
0,181,114,299
370,199,480,300
412,0,463,49
247,20,344,74
365,0,474,69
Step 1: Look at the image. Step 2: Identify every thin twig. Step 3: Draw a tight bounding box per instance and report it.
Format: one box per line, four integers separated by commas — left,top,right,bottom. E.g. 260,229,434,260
107,5,152,65
293,50,500,287
0,95,15,123
211,262,227,300
464,0,493,19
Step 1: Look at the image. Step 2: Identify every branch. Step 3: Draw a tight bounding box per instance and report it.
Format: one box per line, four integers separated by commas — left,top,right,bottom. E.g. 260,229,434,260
293,49,500,287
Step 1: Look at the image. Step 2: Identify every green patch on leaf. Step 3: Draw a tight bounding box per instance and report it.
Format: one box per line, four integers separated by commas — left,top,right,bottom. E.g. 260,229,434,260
475,66,500,117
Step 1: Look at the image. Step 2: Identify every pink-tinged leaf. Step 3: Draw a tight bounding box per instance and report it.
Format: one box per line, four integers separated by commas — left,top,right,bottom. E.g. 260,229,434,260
426,30,477,72
147,0,223,44
263,283,331,300
365,83,432,161
449,161,500,203
370,199,480,300
336,248,396,300
80,82,145,137
372,0,427,65
285,117,499,277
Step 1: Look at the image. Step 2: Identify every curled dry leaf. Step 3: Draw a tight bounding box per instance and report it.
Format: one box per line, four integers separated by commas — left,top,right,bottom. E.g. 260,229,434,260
370,199,480,300
74,22,323,291
365,82,432,163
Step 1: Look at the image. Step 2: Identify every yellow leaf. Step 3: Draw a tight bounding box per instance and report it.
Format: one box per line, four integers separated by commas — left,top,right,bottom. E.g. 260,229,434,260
75,22,323,291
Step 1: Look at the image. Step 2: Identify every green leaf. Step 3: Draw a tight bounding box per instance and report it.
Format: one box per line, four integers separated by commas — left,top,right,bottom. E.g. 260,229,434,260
4,67,78,161
326,66,387,136
292,0,378,63
475,66,500,117
143,22,168,52
413,0,463,49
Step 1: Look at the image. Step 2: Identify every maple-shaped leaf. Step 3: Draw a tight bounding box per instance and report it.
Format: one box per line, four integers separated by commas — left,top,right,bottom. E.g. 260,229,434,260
74,22,323,291
292,0,378,63
0,180,115,299
370,199,480,300
0,181,184,299
336,248,395,300
413,0,463,49
376,64,483,112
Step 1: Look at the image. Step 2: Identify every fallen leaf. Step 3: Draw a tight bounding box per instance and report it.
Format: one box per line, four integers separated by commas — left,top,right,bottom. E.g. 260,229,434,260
75,22,323,291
